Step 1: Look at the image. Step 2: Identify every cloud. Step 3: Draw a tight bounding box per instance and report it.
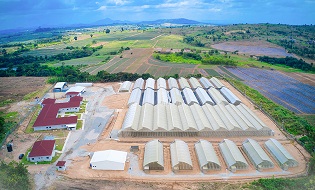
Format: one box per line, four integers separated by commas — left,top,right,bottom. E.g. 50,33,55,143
97,5,107,10
107,0,131,5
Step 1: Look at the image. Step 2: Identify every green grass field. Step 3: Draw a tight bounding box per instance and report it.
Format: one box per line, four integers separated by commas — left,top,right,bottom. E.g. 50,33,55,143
203,69,221,77
22,48,71,57
52,56,106,67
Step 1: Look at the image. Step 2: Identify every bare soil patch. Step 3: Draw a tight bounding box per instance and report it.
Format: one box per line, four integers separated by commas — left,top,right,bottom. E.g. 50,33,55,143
211,40,292,57
281,71,315,86
0,77,47,103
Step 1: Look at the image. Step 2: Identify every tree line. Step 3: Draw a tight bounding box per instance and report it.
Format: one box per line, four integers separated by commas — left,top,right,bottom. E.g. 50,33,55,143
258,56,314,72
0,45,103,67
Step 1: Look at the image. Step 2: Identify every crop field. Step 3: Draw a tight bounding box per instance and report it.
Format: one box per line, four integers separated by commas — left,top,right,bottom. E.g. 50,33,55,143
122,31,161,41
22,48,71,57
155,34,208,50
203,69,221,77
227,67,315,114
53,56,106,67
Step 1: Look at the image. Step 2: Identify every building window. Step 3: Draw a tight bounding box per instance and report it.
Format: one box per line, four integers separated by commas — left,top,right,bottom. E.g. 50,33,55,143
46,157,49,159
32,158,34,160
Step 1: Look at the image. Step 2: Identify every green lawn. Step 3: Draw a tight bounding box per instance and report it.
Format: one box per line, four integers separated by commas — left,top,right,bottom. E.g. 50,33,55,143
76,120,83,130
25,105,42,133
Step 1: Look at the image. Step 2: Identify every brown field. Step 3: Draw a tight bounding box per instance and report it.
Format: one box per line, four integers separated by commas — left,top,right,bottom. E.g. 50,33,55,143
87,48,200,77
63,80,310,183
0,77,47,103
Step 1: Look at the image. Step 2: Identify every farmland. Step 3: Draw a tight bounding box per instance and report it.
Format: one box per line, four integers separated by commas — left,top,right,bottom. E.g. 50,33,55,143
22,48,71,57
227,67,315,114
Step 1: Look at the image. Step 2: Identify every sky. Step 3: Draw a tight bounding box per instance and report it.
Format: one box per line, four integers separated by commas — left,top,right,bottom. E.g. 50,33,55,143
0,0,314,30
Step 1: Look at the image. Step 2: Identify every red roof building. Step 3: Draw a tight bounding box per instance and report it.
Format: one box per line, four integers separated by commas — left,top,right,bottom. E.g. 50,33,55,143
28,140,55,158
33,96,83,131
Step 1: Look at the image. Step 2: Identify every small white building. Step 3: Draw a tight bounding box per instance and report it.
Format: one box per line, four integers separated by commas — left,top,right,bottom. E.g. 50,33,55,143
56,161,66,171
65,86,86,98
90,150,127,170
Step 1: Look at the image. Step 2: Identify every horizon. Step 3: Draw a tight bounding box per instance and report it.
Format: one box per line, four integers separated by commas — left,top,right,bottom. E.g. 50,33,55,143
0,0,314,30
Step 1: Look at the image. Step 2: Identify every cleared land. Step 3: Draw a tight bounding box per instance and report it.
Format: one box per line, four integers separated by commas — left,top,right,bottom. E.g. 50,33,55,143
212,41,293,57
0,77,47,103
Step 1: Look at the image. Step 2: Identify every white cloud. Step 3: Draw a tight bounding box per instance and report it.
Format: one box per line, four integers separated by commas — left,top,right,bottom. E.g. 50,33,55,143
97,5,107,10
107,0,131,5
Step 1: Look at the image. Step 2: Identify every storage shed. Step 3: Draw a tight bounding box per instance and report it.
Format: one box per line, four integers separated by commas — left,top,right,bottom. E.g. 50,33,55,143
195,140,221,172
265,138,298,170
199,77,214,89
53,82,67,92
143,139,164,171
195,87,214,105
157,78,167,89
90,150,127,170
170,139,193,171
168,77,179,89
127,88,142,107
220,87,241,105
219,139,248,172
142,88,155,105
189,77,202,89
210,77,225,89
133,78,144,90
242,139,274,171
169,88,184,105
182,88,198,105
145,78,155,90
119,81,132,92
178,77,191,89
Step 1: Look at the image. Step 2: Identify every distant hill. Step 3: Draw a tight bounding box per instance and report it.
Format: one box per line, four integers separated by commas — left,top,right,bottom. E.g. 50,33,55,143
138,18,201,25
91,18,131,25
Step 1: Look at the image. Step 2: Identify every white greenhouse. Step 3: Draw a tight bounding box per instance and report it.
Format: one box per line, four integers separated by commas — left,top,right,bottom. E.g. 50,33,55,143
143,139,164,171
133,78,144,90
220,87,241,105
182,88,199,105
127,88,142,107
90,150,127,170
168,77,179,89
219,139,248,172
195,140,221,172
210,77,225,89
265,138,298,170
242,139,274,171
178,77,191,89
195,87,214,105
157,78,167,89
142,88,155,105
119,81,132,92
189,77,202,89
199,77,214,89
169,88,184,105
156,88,169,104
145,78,155,90
207,88,229,105
170,139,193,171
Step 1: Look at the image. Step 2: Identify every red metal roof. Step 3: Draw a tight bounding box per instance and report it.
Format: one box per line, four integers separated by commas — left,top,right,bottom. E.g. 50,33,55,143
65,92,80,96
28,140,55,157
56,161,66,166
33,97,82,128
42,98,56,105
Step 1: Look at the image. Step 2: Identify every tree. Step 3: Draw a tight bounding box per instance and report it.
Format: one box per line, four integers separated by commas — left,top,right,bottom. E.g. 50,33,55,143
74,36,78,40
0,161,31,190
105,29,110,34
0,117,5,134
90,34,93,38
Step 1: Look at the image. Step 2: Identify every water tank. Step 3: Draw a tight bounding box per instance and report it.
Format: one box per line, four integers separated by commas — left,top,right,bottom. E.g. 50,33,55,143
7,143,13,152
